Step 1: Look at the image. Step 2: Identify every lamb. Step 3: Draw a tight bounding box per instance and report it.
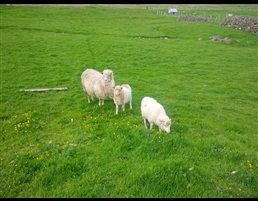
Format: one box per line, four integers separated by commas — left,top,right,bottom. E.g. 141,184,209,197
81,68,115,106
141,96,171,133
113,84,132,114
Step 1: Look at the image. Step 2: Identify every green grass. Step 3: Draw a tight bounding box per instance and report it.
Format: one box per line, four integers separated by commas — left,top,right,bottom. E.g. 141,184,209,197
1,4,257,198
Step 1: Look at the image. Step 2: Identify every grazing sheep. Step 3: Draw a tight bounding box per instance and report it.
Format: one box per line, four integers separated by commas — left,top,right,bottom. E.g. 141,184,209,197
113,84,132,114
81,68,115,106
141,96,171,133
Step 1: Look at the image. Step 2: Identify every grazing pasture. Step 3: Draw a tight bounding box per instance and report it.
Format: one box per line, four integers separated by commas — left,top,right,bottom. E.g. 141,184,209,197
0,4,257,198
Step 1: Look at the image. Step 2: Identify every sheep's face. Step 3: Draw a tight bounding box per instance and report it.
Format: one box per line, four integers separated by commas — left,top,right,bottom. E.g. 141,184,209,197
102,70,113,83
159,117,171,133
114,86,123,96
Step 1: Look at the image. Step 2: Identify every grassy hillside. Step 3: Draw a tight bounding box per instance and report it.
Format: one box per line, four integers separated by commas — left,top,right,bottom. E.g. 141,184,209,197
1,4,257,198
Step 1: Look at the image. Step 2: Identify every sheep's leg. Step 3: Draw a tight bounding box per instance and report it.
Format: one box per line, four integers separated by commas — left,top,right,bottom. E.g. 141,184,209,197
150,123,154,130
99,99,104,106
91,96,94,101
122,104,125,112
129,100,132,110
143,118,148,128
116,104,119,114
87,95,91,103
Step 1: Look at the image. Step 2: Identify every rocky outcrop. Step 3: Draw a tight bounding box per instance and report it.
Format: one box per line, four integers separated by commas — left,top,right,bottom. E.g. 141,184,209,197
209,36,233,44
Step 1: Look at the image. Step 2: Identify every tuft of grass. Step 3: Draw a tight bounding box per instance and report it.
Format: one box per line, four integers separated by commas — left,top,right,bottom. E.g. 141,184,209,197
1,4,257,198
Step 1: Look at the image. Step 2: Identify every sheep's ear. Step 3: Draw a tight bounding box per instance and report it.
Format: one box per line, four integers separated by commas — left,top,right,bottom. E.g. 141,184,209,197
159,119,165,123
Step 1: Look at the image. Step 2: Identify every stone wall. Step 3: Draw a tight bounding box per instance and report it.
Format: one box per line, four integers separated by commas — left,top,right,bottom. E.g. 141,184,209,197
179,14,258,35
178,15,214,23
221,16,258,35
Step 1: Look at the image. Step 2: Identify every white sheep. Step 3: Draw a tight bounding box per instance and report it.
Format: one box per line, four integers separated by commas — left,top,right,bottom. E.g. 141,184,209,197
113,84,132,114
81,68,115,106
141,96,171,133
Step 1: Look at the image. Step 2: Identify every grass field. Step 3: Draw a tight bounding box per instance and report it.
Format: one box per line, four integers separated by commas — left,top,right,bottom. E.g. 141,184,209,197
1,4,257,198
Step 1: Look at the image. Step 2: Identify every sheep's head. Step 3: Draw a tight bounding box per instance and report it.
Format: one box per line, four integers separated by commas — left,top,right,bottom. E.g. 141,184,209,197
159,117,171,133
114,85,123,96
102,69,113,83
